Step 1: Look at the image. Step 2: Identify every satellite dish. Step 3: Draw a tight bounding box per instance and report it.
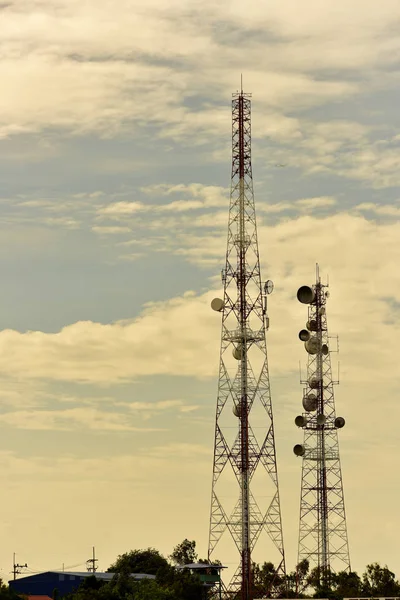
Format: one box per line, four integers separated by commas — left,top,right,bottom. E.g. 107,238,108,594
295,415,307,427
299,329,310,342
265,280,274,295
232,346,242,360
322,344,329,355
307,320,318,332
293,444,305,457
302,393,318,412
309,377,321,389
233,404,240,417
211,298,224,312
319,307,326,316
317,414,326,426
335,417,345,428
297,286,315,304
305,337,321,355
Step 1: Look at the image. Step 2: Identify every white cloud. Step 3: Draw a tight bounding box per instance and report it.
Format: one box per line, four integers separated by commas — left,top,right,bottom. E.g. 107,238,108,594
258,196,337,214
0,213,398,390
0,0,398,191
355,203,400,217
92,225,131,234
98,201,146,216
0,407,164,431
296,196,337,209
0,397,197,430
0,0,397,143
98,184,229,220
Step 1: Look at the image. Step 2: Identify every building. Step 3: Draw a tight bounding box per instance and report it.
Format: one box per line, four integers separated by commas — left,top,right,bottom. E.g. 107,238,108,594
178,563,226,600
9,571,155,598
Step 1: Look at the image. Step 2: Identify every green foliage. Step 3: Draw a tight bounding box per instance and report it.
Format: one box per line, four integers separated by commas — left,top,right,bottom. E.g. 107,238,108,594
284,560,310,598
0,580,21,600
156,564,203,600
63,549,203,600
128,579,175,600
12,541,400,600
64,572,174,600
253,561,285,598
333,570,362,598
170,540,198,566
282,561,400,600
107,549,169,575
362,562,400,597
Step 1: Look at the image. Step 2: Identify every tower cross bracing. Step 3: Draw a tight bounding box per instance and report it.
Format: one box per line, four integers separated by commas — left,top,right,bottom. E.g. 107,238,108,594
208,89,286,600
295,269,350,587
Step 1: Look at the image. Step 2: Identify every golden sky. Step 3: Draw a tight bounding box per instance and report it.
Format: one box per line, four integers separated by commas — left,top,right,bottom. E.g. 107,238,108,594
0,0,399,582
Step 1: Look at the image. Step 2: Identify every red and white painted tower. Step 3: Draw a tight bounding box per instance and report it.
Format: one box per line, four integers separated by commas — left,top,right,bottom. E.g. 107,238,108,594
208,88,286,599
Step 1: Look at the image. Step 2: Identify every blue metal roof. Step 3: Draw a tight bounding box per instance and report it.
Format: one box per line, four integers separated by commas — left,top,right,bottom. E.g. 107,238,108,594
9,571,156,598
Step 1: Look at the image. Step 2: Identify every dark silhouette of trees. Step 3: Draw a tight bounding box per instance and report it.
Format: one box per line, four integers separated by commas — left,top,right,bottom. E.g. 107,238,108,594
361,563,400,597
333,570,362,598
170,539,198,566
107,549,168,575
0,580,21,600
4,542,400,600
250,560,400,599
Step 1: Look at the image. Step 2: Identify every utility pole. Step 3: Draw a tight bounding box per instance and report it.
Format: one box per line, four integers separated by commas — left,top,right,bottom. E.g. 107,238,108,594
86,547,98,573
208,86,286,599
13,553,28,580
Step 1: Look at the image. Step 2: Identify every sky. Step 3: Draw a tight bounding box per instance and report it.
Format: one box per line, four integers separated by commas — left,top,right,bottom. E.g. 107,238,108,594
1,0,400,583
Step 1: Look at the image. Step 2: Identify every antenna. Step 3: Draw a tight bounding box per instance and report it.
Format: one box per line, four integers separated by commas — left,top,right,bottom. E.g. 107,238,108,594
208,90,286,599
294,271,350,587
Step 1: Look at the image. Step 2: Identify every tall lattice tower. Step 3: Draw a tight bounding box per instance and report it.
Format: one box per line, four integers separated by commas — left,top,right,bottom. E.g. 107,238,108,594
294,267,350,587
208,88,286,600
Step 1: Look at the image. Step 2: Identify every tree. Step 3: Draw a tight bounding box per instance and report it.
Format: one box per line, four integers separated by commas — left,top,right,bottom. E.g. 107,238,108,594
285,560,310,597
170,540,198,566
362,563,400,597
253,562,285,599
305,566,337,598
333,571,362,598
129,579,175,600
0,581,21,600
65,571,177,600
156,563,203,600
107,549,169,575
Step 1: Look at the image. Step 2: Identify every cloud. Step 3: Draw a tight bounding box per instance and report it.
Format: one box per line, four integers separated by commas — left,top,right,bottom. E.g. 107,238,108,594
98,201,146,216
354,203,400,217
0,397,198,430
0,0,399,192
258,196,337,214
296,196,337,209
98,184,229,219
0,213,398,391
0,407,164,431
0,0,397,143
92,225,131,234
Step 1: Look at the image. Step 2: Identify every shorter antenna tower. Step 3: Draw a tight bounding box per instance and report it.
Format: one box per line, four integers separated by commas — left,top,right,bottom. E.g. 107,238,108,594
293,266,350,587
86,547,98,573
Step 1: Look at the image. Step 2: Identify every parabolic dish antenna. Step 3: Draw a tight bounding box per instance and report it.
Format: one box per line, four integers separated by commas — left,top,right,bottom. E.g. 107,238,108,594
265,280,274,295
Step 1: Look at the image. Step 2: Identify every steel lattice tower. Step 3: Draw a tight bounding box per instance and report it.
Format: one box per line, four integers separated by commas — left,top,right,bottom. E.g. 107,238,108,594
208,89,286,600
294,267,350,587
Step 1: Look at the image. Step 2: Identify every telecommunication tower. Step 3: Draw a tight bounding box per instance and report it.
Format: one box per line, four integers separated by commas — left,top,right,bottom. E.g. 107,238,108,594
294,267,350,587
208,88,286,600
